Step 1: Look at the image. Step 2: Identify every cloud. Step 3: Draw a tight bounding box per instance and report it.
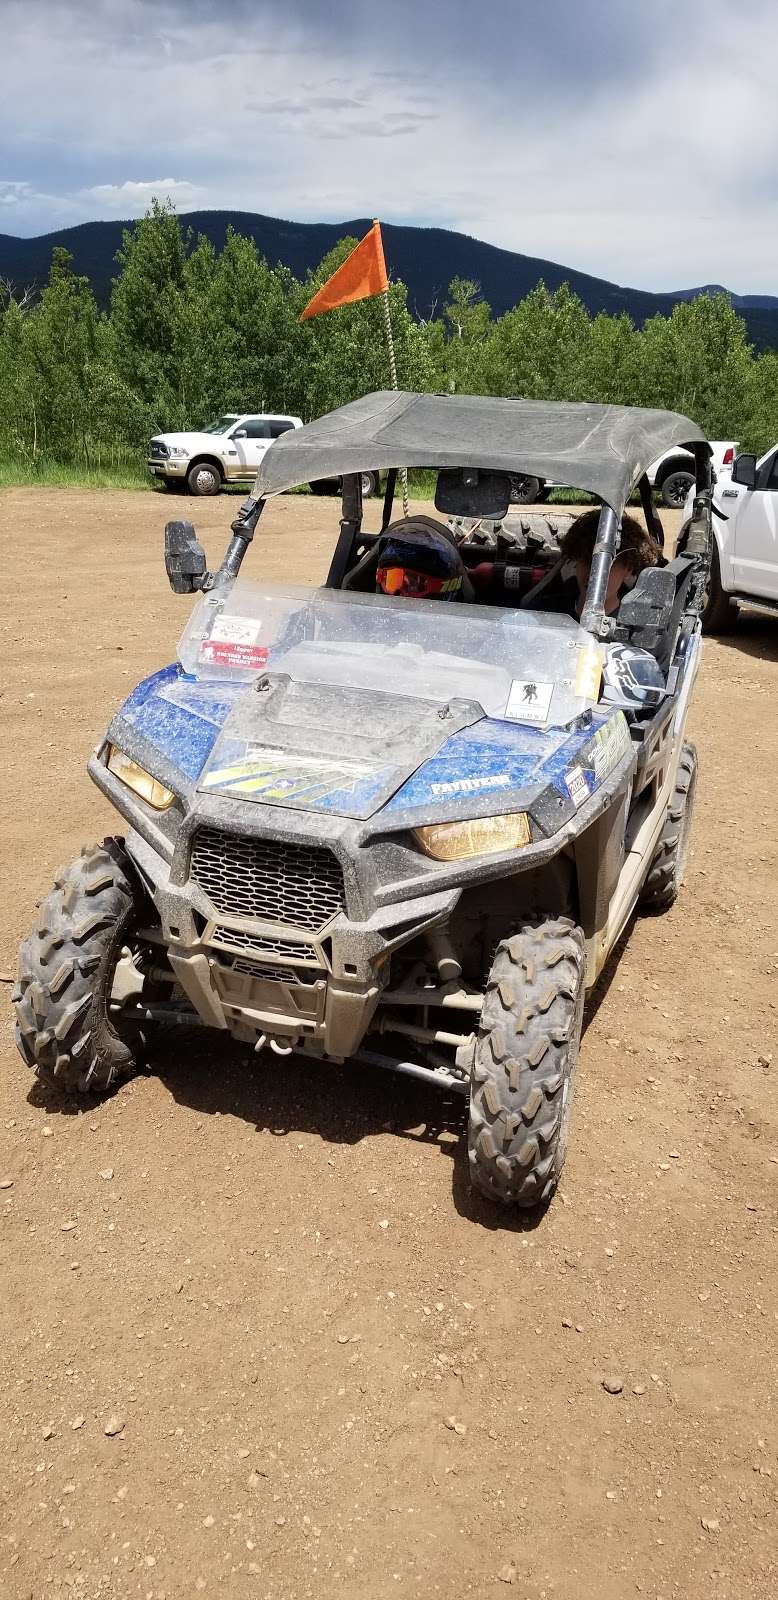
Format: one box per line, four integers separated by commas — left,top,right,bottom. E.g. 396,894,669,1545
0,0,776,295
84,178,200,210
0,181,30,206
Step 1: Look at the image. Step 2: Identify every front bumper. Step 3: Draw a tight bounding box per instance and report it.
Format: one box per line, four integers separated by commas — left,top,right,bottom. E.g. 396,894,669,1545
147,457,188,478
125,824,459,1058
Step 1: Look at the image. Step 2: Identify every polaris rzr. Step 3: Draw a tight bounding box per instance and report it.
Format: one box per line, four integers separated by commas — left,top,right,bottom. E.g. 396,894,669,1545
14,393,713,1209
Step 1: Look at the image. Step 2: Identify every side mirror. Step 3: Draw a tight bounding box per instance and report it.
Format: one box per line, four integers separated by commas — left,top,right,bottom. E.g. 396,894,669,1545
731,453,757,489
165,520,207,594
617,565,676,630
232,429,248,440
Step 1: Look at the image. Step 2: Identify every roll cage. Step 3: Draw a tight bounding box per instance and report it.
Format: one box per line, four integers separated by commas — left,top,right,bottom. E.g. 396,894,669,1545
167,392,714,645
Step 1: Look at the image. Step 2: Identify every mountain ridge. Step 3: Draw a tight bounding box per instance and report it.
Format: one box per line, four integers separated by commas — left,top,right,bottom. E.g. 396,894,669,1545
2,211,777,346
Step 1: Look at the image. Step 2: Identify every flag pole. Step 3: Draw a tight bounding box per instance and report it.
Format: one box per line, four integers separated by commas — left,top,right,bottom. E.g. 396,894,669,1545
378,242,409,517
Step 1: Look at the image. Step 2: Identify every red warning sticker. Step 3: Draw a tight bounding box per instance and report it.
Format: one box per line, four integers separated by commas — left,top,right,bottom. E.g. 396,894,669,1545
198,640,269,670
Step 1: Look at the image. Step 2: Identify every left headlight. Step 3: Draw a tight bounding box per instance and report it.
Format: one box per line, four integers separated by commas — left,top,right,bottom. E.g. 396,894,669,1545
106,746,175,810
413,812,531,862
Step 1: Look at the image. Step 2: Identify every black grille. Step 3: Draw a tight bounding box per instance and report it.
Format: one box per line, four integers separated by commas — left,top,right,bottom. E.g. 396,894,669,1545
149,440,168,459
191,828,345,931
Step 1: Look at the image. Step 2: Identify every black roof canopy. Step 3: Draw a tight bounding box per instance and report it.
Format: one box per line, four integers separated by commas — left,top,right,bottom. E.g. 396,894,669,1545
254,390,710,511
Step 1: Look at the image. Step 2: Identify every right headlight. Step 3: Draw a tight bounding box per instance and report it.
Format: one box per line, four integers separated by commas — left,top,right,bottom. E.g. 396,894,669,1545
413,812,531,862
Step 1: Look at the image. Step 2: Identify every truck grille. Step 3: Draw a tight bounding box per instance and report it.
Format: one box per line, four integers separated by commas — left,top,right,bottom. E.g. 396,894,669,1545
190,828,345,932
149,440,168,459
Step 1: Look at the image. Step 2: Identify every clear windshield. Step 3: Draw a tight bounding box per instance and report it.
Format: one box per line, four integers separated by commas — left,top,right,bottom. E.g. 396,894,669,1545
201,415,241,434
178,579,594,727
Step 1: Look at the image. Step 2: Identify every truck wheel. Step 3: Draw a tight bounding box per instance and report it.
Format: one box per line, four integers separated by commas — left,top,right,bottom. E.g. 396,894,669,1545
187,460,222,496
660,468,694,509
639,741,697,912
360,471,378,498
509,474,542,505
469,918,585,1209
14,840,155,1095
701,542,738,634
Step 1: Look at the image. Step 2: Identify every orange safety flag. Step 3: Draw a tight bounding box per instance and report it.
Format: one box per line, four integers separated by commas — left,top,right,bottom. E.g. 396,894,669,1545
299,220,388,322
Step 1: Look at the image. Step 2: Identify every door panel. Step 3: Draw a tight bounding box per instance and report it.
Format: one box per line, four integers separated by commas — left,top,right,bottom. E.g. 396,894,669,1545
227,421,271,479
731,452,778,599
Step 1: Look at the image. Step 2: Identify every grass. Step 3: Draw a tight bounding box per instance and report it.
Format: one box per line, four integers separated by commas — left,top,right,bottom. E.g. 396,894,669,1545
0,454,151,491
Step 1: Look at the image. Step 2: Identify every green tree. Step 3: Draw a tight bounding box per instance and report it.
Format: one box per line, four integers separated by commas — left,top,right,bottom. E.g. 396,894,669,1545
632,294,753,438
481,283,593,400
7,248,102,462
110,199,191,429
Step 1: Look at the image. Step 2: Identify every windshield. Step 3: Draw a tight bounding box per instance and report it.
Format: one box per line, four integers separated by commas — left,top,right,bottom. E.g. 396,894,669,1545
201,415,241,435
179,579,595,728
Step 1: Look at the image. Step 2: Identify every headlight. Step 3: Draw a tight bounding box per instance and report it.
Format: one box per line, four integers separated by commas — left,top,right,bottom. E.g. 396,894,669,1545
413,812,531,862
106,746,175,810
168,447,189,458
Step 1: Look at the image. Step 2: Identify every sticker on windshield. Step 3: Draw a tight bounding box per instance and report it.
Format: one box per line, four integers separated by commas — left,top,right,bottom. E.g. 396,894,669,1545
199,640,268,670
209,615,262,646
504,679,554,724
198,612,268,670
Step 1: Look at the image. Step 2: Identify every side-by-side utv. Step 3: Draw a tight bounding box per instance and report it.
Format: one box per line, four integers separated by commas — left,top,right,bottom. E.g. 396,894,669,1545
14,393,713,1208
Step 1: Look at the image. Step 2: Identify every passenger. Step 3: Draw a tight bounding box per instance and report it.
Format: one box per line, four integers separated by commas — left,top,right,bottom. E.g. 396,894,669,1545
525,509,661,617
375,521,467,601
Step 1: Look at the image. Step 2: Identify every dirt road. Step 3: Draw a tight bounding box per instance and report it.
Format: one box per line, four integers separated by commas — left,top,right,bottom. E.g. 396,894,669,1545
1,487,777,1600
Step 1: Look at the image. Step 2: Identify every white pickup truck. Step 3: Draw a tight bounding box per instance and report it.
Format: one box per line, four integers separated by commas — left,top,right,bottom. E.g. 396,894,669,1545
147,412,384,499
680,445,778,631
148,413,303,496
510,440,737,508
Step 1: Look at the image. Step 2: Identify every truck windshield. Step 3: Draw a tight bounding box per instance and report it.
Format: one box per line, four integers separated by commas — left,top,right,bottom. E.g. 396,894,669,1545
201,415,240,434
178,579,594,730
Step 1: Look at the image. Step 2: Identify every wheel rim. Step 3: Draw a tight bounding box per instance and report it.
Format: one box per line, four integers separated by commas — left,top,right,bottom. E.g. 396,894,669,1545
510,475,535,503
666,476,692,507
194,468,216,493
360,472,374,496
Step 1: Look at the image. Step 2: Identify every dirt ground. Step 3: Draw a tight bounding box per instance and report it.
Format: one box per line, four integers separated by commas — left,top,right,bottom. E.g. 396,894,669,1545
1,486,777,1600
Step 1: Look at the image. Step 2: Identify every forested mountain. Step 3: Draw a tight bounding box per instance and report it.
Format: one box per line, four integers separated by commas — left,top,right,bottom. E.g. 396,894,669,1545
2,211,778,349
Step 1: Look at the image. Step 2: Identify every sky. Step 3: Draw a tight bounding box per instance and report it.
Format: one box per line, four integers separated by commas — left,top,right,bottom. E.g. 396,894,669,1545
0,0,774,293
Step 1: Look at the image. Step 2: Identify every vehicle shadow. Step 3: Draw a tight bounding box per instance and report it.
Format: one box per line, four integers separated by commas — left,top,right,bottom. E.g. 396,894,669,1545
714,609,778,665
26,919,639,1232
148,1030,540,1231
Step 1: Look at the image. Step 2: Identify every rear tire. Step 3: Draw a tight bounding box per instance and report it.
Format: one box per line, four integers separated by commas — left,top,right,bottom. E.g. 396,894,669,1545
469,918,585,1209
187,460,222,496
509,474,542,505
660,468,695,509
360,471,378,499
14,840,153,1094
639,741,697,911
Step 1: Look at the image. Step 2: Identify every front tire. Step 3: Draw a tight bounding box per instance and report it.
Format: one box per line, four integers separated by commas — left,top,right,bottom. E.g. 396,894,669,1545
469,918,585,1209
187,460,222,496
639,741,697,912
701,541,738,634
360,471,378,499
14,840,154,1094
